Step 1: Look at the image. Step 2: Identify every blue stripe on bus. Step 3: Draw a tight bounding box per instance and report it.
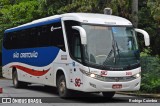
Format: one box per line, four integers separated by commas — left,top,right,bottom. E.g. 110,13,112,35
4,18,61,33
2,46,60,67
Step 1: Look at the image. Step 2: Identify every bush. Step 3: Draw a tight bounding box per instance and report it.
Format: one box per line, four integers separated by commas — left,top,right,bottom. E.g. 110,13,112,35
140,53,160,93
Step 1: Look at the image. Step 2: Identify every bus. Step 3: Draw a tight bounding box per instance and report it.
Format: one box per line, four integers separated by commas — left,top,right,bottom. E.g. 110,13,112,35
2,13,150,98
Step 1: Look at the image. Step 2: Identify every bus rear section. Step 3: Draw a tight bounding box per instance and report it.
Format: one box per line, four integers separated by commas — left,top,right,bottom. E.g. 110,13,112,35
2,17,67,88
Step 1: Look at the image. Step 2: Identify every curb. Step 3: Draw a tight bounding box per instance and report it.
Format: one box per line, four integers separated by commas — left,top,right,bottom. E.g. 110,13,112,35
117,92,160,98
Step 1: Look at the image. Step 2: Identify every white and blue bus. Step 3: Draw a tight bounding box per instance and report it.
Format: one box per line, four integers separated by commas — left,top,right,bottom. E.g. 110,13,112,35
2,13,150,98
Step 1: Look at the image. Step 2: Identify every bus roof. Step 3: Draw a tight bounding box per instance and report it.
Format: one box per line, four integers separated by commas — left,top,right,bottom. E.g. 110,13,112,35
5,13,132,33
4,15,62,33
62,13,132,26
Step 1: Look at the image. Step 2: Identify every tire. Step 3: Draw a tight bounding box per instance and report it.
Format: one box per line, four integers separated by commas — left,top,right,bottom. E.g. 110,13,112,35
12,71,27,88
102,92,115,98
57,75,71,98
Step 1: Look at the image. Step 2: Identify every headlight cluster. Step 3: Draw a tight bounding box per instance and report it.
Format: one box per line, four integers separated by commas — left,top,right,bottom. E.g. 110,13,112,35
79,68,102,79
80,68,141,82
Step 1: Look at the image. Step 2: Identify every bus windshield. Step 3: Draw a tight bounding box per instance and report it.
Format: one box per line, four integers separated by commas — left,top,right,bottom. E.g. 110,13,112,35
82,25,140,71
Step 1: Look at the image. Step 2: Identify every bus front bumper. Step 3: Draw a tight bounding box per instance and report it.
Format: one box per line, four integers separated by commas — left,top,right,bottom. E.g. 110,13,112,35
82,75,140,92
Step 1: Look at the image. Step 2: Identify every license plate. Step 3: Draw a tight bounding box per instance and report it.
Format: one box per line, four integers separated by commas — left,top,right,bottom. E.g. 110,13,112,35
112,84,122,89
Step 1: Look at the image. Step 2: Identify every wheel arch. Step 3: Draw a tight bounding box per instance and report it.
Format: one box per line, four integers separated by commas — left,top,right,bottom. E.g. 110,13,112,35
12,67,17,79
55,67,69,88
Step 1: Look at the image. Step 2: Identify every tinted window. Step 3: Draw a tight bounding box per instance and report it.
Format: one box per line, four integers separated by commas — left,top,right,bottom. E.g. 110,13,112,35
3,22,65,51
64,20,81,62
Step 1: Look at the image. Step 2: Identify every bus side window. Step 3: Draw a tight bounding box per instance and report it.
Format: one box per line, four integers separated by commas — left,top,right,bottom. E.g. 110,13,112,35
11,32,18,49
20,30,28,48
3,33,10,49
3,32,16,49
3,22,65,50
3,34,7,49
50,22,66,51
30,28,37,48
37,26,45,47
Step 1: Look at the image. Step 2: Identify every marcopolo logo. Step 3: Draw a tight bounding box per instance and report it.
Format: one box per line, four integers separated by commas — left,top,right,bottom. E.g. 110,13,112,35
51,26,61,31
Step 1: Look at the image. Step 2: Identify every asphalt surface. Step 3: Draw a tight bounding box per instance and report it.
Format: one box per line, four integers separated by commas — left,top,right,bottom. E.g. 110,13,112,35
0,79,159,106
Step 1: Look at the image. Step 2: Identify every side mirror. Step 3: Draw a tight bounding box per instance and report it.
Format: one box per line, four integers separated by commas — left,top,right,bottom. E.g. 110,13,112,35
72,26,87,45
135,28,150,46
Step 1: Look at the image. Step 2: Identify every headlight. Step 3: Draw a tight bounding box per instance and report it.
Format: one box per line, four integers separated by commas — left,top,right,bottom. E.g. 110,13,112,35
90,73,96,78
133,73,141,78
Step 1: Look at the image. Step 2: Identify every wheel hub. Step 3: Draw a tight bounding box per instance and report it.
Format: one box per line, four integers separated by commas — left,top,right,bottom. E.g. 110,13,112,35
59,80,65,94
13,77,17,86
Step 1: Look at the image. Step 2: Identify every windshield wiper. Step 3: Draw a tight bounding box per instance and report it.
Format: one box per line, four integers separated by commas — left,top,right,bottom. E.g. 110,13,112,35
103,40,115,64
113,40,116,63
110,40,121,64
103,39,120,64
114,40,120,63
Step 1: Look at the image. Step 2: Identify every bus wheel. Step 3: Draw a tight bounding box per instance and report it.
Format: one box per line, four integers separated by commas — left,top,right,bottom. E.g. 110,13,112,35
102,92,115,98
57,75,70,98
12,71,27,88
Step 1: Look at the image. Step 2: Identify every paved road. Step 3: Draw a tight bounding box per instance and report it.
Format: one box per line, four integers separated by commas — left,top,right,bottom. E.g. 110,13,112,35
0,79,159,106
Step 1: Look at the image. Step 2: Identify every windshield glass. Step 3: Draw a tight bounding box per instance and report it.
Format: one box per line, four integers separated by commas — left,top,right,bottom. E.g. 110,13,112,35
82,25,140,71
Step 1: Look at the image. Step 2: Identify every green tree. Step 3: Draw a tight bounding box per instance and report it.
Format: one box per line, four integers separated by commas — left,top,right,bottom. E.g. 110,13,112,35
0,0,42,54
132,0,138,27
38,0,99,14
138,0,160,55
148,0,160,23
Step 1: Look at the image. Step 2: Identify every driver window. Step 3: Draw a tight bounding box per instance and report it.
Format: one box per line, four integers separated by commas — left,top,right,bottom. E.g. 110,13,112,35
72,31,81,61
64,20,82,62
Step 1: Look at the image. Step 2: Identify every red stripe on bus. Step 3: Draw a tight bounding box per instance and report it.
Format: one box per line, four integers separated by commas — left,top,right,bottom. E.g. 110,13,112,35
10,65,50,76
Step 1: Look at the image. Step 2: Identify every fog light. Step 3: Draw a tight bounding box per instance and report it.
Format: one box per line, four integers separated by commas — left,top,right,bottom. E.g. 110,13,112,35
90,74,95,78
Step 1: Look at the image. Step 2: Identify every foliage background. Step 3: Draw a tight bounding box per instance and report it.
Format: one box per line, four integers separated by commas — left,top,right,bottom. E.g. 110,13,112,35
0,0,160,93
